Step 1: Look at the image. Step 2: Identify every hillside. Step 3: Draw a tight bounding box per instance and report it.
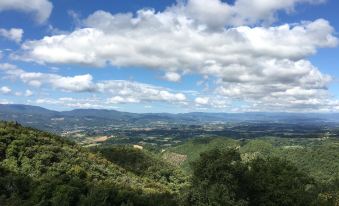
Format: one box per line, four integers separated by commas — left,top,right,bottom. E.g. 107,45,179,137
1,121,339,205
166,137,339,182
0,121,184,206
163,138,239,172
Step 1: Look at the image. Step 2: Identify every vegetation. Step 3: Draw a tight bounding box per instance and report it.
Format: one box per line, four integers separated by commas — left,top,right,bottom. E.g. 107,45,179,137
165,138,239,172
182,148,319,206
0,121,180,205
167,137,339,182
90,146,188,193
1,121,339,205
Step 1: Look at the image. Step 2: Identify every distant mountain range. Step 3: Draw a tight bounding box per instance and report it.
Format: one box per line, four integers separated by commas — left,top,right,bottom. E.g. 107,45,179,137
0,104,338,132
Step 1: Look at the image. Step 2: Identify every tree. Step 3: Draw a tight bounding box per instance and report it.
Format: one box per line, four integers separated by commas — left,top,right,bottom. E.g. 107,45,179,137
245,157,317,206
183,148,318,206
183,148,248,206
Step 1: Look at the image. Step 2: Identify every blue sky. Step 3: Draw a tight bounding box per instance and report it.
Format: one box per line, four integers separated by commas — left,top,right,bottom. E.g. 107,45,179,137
0,0,338,113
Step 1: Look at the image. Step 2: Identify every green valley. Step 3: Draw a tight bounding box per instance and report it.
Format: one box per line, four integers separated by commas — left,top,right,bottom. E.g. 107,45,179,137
1,121,339,205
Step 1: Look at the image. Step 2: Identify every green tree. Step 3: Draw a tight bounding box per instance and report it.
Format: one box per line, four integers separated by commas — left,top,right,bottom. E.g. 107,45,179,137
183,148,319,206
245,157,317,206
183,148,248,206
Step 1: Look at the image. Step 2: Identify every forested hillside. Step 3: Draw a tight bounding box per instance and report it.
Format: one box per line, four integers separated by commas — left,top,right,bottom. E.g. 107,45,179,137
167,137,339,183
1,121,338,205
0,121,182,206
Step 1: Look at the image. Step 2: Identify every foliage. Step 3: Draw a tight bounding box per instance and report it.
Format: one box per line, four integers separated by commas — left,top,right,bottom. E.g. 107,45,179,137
165,137,239,172
182,148,248,206
245,157,317,206
91,146,188,193
1,121,339,205
182,148,318,206
0,121,179,205
169,137,339,183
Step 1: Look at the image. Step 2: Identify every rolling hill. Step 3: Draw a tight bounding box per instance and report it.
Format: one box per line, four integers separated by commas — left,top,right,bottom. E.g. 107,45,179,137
0,121,185,205
1,121,338,205
165,137,339,182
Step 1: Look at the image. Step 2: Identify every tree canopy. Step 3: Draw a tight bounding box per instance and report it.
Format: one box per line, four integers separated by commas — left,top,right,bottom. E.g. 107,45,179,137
0,121,338,205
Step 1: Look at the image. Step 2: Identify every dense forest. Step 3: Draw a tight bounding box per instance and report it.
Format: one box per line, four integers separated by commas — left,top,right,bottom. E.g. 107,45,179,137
0,121,338,205
167,137,339,183
0,121,181,206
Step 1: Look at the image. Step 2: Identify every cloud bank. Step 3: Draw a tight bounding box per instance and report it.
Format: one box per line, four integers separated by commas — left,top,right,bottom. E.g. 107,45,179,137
5,0,339,111
0,63,187,106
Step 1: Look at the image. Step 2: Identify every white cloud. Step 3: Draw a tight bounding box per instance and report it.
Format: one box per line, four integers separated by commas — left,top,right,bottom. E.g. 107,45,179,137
216,60,332,106
0,63,95,92
0,86,11,94
0,0,53,24
177,0,326,28
0,63,188,105
7,0,339,112
231,0,324,26
163,72,181,82
15,7,338,111
107,96,140,104
194,96,230,108
18,7,337,68
0,28,23,43
97,80,187,103
0,85,33,97
8,89,33,97
184,0,233,30
52,74,95,92
195,97,209,105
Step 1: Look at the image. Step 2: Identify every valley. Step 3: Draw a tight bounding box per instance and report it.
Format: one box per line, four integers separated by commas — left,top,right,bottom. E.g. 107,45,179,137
1,104,339,148
1,104,339,205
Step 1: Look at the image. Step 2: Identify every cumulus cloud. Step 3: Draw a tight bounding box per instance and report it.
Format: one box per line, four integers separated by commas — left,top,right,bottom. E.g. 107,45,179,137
0,86,11,94
195,97,209,105
0,63,187,105
0,28,23,43
97,80,187,103
18,12,337,68
194,96,230,108
0,63,95,92
9,0,339,111
0,0,53,24
214,59,333,111
163,72,181,82
0,85,32,97
179,0,326,28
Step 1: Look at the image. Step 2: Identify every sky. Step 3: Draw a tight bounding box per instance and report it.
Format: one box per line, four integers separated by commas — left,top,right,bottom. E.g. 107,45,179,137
0,0,339,113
